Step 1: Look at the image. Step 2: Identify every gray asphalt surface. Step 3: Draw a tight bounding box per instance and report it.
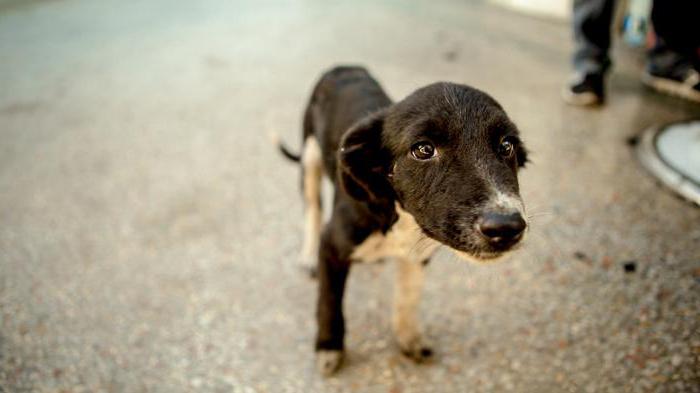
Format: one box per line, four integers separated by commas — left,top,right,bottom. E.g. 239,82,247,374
1,0,699,392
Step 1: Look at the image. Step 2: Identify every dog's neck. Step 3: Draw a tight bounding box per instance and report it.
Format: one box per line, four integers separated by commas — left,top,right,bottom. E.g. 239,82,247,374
350,203,439,263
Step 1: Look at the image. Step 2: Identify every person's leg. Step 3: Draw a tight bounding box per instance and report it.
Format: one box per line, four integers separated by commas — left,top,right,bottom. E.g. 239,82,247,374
643,0,700,102
573,0,616,75
564,0,616,106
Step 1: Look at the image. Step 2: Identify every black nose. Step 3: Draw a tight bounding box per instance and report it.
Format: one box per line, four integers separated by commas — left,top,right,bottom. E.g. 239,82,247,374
477,212,526,245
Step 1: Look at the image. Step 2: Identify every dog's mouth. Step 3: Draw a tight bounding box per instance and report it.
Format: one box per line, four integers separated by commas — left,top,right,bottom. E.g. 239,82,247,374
452,249,506,263
408,200,527,263
449,236,524,263
422,224,526,263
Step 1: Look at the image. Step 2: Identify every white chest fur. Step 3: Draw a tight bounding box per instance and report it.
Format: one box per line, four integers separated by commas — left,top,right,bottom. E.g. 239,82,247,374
350,205,440,263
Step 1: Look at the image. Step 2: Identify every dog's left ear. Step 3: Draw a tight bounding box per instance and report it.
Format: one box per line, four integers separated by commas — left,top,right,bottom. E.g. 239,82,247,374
338,108,394,203
516,143,528,168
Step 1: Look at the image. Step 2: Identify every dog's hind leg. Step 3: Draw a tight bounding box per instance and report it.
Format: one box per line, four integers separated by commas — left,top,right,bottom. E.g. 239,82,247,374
300,136,323,277
393,257,433,361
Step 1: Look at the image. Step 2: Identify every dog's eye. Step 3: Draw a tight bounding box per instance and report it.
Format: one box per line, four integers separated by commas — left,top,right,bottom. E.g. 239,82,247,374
411,142,436,160
498,137,515,158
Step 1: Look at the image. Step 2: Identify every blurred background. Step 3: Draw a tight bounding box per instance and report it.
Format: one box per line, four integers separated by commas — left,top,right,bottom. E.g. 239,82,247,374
0,0,698,392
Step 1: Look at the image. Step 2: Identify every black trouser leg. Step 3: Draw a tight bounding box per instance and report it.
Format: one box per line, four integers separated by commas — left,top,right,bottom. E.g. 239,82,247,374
648,0,700,75
572,0,616,75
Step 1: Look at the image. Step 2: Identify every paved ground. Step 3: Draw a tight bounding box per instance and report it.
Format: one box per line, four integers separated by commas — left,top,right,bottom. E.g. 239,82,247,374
1,0,699,392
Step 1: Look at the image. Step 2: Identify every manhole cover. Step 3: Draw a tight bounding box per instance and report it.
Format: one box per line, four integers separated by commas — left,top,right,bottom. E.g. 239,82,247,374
635,120,700,205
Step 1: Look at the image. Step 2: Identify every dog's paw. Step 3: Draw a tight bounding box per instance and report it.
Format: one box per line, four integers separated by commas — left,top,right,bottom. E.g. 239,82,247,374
300,264,317,278
316,350,343,376
300,257,318,278
399,337,434,362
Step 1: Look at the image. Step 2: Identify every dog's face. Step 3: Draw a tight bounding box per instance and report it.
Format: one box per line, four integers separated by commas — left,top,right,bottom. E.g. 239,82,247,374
339,83,527,260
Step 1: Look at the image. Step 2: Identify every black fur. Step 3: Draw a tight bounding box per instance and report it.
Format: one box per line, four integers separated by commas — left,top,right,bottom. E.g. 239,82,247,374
288,66,528,363
278,143,301,162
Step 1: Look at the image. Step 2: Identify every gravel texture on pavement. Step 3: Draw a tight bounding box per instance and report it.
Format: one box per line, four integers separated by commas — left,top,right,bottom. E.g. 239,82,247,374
1,0,699,392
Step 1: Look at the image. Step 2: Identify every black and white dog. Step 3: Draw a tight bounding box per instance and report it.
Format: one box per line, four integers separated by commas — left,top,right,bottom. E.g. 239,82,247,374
280,66,528,375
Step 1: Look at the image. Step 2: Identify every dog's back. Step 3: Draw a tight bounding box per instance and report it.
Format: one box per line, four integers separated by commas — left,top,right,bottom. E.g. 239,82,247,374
287,66,392,275
303,66,391,181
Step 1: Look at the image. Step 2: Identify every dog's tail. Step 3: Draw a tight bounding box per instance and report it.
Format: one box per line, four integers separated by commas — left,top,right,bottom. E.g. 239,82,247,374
279,143,301,162
269,133,302,162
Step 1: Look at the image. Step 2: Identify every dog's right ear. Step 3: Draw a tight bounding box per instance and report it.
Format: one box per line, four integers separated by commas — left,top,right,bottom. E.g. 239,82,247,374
338,109,394,203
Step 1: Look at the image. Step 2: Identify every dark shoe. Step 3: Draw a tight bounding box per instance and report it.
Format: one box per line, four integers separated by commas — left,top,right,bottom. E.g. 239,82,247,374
562,73,605,106
642,68,700,103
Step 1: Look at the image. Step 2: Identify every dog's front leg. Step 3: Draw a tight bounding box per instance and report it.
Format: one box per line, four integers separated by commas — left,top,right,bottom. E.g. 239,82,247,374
393,257,433,361
315,230,350,375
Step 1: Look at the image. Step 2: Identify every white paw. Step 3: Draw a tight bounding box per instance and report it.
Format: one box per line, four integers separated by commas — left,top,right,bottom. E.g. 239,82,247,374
300,256,317,278
316,350,343,376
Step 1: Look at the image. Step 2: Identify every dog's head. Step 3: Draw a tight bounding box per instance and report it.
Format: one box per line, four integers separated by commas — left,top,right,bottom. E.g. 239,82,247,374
339,83,528,261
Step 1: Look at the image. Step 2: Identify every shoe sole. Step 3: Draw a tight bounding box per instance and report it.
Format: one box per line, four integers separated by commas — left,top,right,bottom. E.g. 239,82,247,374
561,87,602,106
641,74,700,103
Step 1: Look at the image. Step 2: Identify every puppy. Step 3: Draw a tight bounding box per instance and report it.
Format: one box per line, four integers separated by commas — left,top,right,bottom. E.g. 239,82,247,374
279,66,528,375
